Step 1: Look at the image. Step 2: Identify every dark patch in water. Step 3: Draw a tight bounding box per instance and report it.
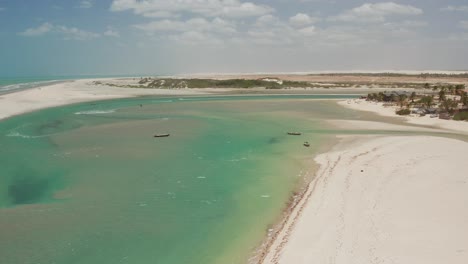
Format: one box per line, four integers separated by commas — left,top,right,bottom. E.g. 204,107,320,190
8,175,50,205
268,137,281,144
37,120,64,134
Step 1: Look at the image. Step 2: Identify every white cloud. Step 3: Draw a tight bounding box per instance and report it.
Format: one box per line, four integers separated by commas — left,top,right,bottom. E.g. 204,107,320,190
110,0,274,18
19,23,54,36
297,26,316,36
104,28,120,37
134,17,236,35
78,0,93,9
247,15,319,45
55,25,100,40
460,21,468,30
168,31,223,45
329,2,423,23
255,15,280,26
383,20,428,28
289,13,319,27
19,23,100,40
113,1,429,48
441,6,468,12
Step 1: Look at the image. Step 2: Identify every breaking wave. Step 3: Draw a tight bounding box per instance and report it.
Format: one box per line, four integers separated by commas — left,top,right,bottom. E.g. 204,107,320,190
6,132,48,139
74,109,116,115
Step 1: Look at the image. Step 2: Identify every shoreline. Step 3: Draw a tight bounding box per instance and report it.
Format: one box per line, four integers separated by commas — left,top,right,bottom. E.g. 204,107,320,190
0,78,365,121
0,78,207,121
258,99,468,263
3,77,468,263
261,135,468,264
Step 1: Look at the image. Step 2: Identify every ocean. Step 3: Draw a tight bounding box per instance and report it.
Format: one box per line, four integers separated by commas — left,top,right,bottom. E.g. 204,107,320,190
0,95,360,264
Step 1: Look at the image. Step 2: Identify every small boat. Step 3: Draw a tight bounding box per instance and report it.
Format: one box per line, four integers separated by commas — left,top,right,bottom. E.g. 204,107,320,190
154,134,170,138
287,132,302,136
303,142,310,147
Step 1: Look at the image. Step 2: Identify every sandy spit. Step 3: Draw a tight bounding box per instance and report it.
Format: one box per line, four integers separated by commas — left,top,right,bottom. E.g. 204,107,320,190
0,79,206,120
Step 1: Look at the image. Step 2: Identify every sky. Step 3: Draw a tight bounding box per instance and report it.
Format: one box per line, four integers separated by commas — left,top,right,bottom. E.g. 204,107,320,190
0,0,468,77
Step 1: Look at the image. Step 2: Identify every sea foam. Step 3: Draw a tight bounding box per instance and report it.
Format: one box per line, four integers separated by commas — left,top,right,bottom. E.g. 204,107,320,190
74,109,116,115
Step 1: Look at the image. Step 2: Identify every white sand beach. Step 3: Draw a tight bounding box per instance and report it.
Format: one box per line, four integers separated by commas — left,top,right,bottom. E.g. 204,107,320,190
0,79,204,120
261,98,468,264
262,135,468,264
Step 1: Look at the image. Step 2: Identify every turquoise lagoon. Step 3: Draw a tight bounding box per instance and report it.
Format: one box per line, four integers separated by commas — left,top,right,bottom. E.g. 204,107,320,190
0,95,359,264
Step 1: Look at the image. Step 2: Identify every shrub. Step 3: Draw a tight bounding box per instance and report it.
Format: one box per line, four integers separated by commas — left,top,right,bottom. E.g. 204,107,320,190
396,109,411,115
453,112,468,121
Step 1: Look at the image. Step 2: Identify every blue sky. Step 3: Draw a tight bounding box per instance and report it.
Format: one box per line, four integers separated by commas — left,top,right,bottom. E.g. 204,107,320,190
1,0,468,77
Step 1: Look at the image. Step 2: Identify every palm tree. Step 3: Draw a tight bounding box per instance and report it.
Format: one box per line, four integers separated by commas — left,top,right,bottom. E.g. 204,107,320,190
420,96,434,109
448,85,455,95
410,92,417,104
440,99,458,114
461,91,468,106
455,84,465,95
397,94,408,108
377,92,384,102
439,88,447,102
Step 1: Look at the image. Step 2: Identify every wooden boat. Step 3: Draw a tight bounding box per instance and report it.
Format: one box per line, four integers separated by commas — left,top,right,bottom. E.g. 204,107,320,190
154,134,170,138
287,132,302,136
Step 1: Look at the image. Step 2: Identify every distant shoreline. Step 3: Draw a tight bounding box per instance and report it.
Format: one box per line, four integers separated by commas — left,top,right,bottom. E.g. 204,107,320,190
0,77,364,121
2,72,468,121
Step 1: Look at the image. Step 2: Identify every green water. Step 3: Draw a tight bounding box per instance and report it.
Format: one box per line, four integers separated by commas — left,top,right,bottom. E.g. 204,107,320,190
0,95,359,264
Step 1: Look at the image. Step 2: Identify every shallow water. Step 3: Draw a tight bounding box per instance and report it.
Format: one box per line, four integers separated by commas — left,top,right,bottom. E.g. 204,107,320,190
0,95,367,264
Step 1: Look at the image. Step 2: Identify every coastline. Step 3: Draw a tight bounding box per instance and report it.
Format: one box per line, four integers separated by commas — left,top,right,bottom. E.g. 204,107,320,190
3,77,468,263
0,82,356,262
0,78,364,121
0,78,206,120
260,98,468,263
261,135,468,264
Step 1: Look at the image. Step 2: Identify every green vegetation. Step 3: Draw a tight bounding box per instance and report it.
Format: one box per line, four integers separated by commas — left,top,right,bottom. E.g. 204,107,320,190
453,112,468,121
396,108,411,115
366,83,467,121
419,96,434,108
397,94,408,108
94,78,311,89
95,76,465,91
439,99,458,114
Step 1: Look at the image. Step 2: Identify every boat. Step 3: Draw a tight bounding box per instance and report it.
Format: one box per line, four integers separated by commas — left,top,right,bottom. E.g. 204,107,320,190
154,134,170,138
303,142,310,147
287,132,302,136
